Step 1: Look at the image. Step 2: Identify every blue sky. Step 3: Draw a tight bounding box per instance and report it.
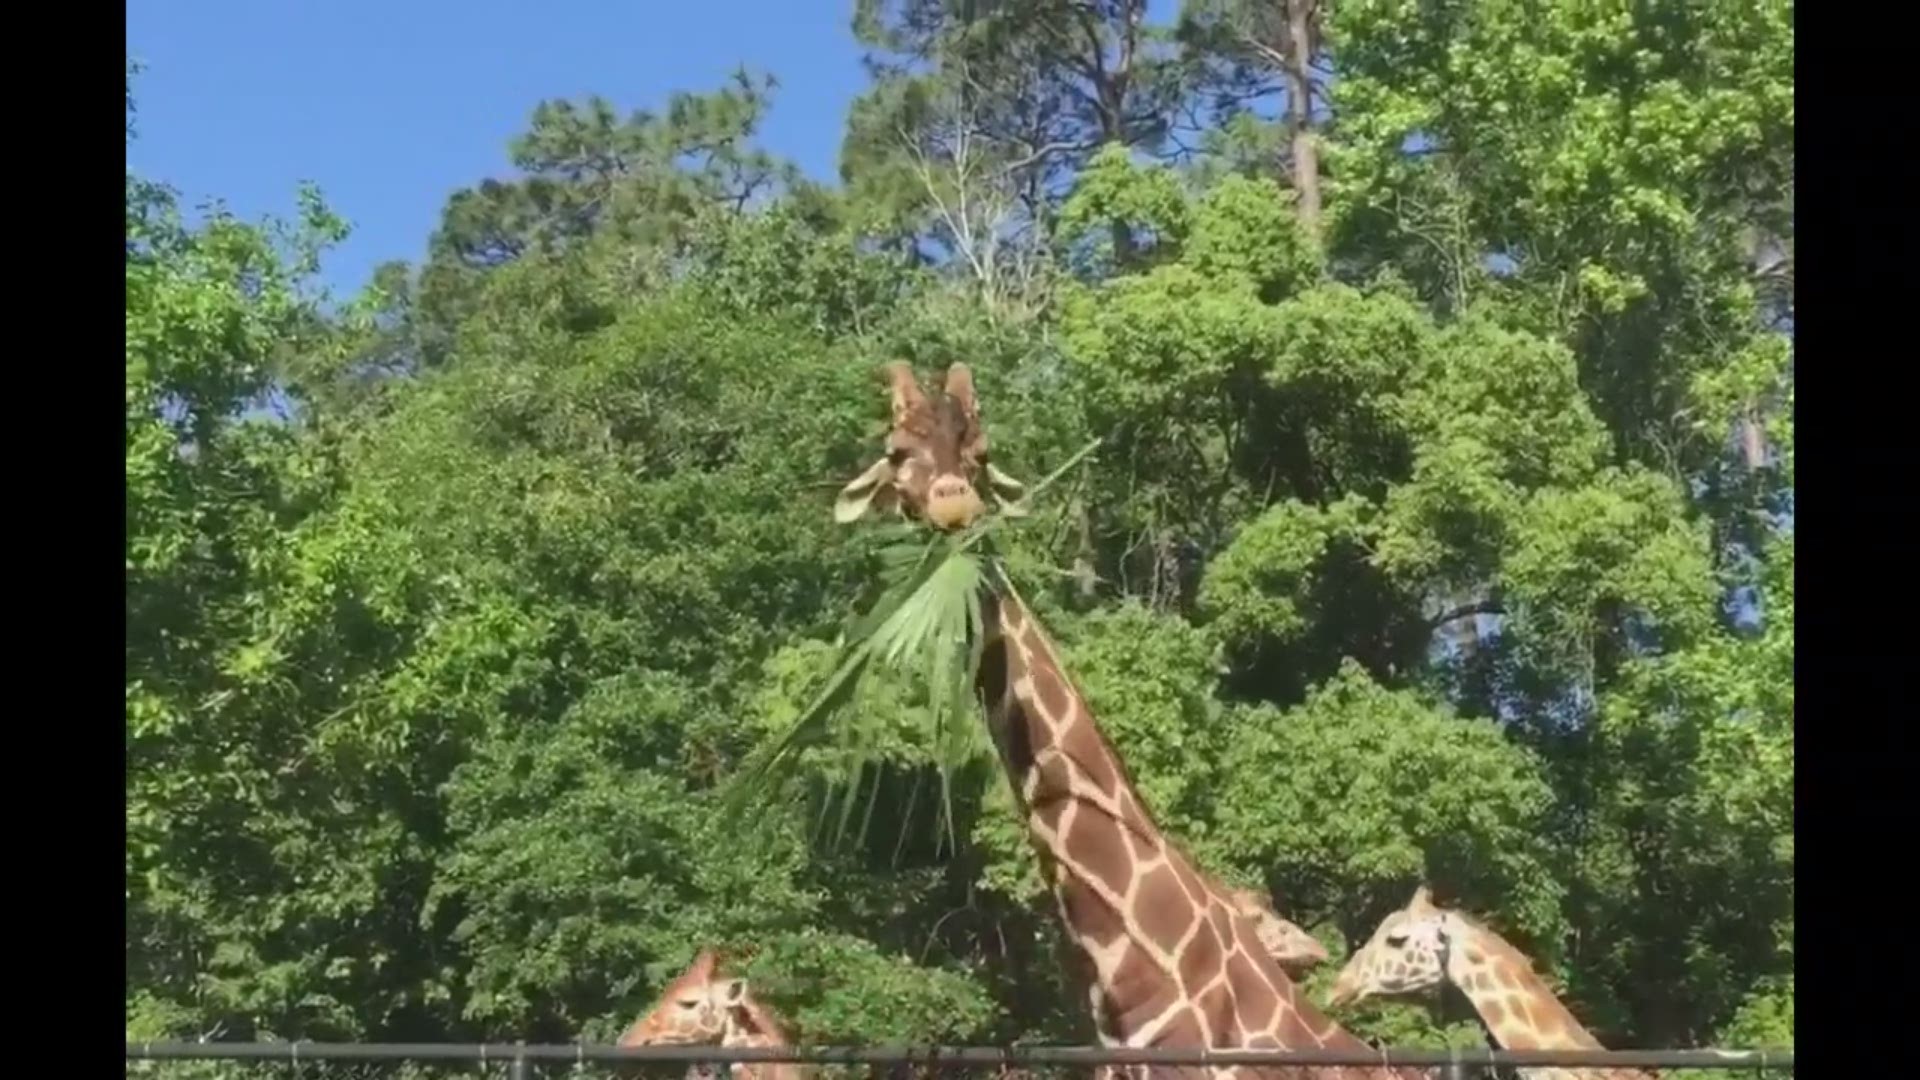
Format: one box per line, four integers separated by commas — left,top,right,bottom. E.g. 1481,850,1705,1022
126,0,874,297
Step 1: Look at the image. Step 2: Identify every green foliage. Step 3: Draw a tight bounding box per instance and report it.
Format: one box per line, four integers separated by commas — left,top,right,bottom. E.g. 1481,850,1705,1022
1212,665,1562,941
1718,975,1793,1047
1052,603,1227,833
127,1,1791,1055
1199,496,1374,652
1057,144,1194,273
1186,175,1322,300
1328,0,1793,479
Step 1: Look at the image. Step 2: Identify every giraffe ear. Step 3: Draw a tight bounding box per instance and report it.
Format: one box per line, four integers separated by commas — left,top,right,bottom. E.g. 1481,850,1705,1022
884,361,929,426
835,457,895,524
1407,885,1437,914
717,978,747,1006
985,462,1028,514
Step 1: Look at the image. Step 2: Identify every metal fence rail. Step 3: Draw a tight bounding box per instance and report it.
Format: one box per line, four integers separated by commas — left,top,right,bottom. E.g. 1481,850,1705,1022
125,1042,1794,1072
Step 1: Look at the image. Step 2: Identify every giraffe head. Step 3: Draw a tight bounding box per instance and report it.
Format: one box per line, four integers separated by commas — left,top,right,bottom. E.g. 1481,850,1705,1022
618,948,751,1047
1326,885,1458,1008
834,362,1027,532
1224,886,1330,978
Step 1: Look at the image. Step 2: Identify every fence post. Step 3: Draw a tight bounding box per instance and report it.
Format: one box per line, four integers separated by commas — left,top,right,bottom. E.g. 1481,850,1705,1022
510,1041,529,1080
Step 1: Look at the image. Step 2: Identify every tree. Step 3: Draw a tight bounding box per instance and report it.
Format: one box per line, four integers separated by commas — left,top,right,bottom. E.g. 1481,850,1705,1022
1176,0,1331,237
400,72,812,368
844,0,1197,272
127,0,1792,1051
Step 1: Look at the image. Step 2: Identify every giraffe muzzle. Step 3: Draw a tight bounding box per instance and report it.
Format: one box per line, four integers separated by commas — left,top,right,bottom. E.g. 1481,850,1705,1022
1326,978,1360,1009
926,476,985,530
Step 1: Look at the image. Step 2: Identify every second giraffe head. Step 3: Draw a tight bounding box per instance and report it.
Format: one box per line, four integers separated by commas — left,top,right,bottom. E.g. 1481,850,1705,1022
834,362,1027,532
618,948,750,1046
1326,885,1456,1008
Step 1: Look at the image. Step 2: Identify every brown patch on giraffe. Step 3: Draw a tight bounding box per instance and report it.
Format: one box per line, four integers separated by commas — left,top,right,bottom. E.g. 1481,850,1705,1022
1492,962,1523,990
1016,671,1063,760
1464,948,1487,966
1106,942,1179,1033
1206,903,1236,950
1193,980,1233,1038
1165,849,1208,903
1177,910,1224,992
1126,827,1159,864
1054,713,1121,796
1479,997,1506,1025
980,648,1034,768
1063,801,1136,897
1464,970,1487,992
1117,790,1155,834
1135,865,1199,951
1224,951,1280,1030
1031,751,1078,811
1029,658,1073,723
1032,799,1069,844
1058,877,1128,948
1152,1007,1204,1049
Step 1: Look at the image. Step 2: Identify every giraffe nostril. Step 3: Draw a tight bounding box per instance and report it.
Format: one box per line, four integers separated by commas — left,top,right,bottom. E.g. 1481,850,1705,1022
924,475,984,530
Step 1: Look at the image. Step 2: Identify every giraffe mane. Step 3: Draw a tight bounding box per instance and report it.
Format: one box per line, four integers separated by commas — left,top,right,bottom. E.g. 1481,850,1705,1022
732,993,794,1043
1436,905,1544,980
1006,588,1312,958
1438,907,1606,1051
993,582,1166,836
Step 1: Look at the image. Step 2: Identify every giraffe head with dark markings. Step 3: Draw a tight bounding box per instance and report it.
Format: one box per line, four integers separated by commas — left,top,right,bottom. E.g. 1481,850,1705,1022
1326,884,1458,1008
834,362,1028,532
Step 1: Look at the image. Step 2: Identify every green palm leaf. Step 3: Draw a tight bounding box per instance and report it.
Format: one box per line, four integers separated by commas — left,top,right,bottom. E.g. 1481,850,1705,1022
720,435,1103,846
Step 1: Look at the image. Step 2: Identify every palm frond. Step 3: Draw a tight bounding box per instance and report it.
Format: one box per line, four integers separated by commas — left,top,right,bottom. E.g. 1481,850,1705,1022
719,532,970,829
719,436,1104,842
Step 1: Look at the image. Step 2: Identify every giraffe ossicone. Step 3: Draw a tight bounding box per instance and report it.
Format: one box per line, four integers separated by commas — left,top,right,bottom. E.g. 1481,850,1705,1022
835,362,1415,1079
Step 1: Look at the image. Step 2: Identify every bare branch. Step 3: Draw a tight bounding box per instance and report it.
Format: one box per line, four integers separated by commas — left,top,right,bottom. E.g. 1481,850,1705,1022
1428,599,1506,633
997,139,1091,178
1237,30,1289,70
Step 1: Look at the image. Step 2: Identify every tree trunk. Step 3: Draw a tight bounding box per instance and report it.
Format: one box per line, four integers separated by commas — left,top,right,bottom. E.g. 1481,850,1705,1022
1740,399,1767,472
1283,0,1322,240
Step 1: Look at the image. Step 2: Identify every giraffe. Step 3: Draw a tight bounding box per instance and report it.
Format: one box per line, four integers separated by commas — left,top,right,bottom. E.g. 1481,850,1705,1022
1326,886,1652,1080
1225,887,1330,980
618,948,806,1080
833,362,1417,1080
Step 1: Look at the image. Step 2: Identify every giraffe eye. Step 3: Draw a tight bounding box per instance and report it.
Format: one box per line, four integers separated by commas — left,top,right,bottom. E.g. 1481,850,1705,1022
677,998,702,1009
1384,934,1408,948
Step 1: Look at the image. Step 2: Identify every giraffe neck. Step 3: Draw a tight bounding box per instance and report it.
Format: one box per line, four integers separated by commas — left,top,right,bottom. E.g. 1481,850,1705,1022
1444,919,1603,1053
972,583,1416,1078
